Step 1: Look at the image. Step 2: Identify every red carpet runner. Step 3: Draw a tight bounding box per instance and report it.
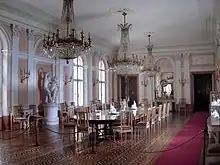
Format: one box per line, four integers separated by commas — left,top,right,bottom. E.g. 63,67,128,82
155,112,208,165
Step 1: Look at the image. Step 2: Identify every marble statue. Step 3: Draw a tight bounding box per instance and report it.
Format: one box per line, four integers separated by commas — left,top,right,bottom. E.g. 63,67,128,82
122,99,127,110
110,103,117,113
131,101,137,110
157,84,162,98
42,72,59,104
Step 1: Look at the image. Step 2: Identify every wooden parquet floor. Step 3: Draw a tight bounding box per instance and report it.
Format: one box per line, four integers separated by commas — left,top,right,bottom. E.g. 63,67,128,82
0,114,189,165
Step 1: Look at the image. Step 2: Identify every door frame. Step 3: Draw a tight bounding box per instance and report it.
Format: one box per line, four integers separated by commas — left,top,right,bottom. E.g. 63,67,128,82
190,71,216,110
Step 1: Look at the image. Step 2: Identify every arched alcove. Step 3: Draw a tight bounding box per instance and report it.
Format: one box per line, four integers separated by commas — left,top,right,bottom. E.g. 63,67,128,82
34,38,44,56
155,57,174,72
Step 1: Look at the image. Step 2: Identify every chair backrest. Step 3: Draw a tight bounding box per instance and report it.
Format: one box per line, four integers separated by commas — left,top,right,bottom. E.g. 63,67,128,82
12,105,22,116
146,107,152,123
158,104,162,120
60,103,66,111
166,102,171,116
162,102,167,118
67,106,75,118
179,98,186,108
29,104,37,114
120,110,133,127
76,107,89,127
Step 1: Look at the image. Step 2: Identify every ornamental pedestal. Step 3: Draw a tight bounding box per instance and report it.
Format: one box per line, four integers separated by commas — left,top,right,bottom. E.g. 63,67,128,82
43,103,59,125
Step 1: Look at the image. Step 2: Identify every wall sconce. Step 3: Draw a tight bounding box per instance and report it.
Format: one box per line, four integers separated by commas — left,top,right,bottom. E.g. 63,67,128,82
64,76,73,86
141,79,148,87
93,78,99,86
179,78,187,86
18,69,30,83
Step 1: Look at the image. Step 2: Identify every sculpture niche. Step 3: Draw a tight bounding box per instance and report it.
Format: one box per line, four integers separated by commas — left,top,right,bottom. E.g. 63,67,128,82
42,72,59,125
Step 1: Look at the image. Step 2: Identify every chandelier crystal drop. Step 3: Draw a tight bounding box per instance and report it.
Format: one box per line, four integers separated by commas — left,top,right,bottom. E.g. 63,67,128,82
141,34,160,77
43,0,92,64
107,10,145,74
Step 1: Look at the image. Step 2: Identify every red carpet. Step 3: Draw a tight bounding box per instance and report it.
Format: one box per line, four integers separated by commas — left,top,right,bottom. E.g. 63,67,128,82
155,112,208,165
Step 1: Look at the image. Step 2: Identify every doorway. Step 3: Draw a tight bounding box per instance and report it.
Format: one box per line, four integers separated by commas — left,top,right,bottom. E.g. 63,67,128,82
193,73,212,111
118,75,138,104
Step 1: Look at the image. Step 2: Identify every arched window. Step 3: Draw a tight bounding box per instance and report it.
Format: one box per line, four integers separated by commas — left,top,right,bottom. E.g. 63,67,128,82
98,60,106,103
73,57,83,106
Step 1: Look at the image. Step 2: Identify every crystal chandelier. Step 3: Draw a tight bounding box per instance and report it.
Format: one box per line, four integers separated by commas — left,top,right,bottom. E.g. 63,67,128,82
43,0,92,64
141,34,160,77
107,10,145,74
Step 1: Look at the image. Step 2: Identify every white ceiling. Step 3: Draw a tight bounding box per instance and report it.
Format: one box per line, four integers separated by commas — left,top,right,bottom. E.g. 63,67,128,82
9,0,217,52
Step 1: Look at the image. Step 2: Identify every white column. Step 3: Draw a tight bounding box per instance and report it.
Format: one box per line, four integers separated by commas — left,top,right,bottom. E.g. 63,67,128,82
27,29,36,105
10,25,19,106
108,70,112,103
216,46,220,91
57,60,64,103
105,69,109,103
175,54,182,103
68,65,73,102
95,69,99,100
113,72,117,102
2,50,9,116
84,65,88,105
0,48,2,118
184,53,190,104
138,73,144,103
87,55,93,102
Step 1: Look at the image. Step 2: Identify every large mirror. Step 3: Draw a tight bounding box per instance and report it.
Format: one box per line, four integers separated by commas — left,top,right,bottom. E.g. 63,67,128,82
155,72,174,100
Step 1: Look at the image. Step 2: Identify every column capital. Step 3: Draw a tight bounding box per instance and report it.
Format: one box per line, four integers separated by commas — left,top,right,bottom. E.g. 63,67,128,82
175,54,182,61
10,24,20,37
26,29,35,41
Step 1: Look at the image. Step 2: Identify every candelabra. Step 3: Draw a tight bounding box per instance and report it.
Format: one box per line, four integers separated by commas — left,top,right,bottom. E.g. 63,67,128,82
141,79,148,87
179,78,187,86
18,69,30,83
64,76,73,86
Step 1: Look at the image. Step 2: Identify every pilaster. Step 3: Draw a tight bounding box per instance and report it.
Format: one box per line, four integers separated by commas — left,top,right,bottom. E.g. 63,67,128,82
138,73,143,103
175,54,182,103
108,69,112,103
57,60,65,103
113,72,117,102
84,65,88,105
105,69,109,103
87,55,93,102
2,50,9,116
27,29,36,105
10,24,20,106
183,53,190,104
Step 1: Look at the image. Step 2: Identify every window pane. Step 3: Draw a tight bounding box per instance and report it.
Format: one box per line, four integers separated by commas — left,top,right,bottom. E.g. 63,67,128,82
99,70,105,81
99,60,105,70
101,71,105,81
73,66,77,79
73,58,77,65
73,81,78,106
98,82,105,103
102,83,105,103
78,57,83,66
98,83,102,101
78,67,83,80
78,81,83,106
